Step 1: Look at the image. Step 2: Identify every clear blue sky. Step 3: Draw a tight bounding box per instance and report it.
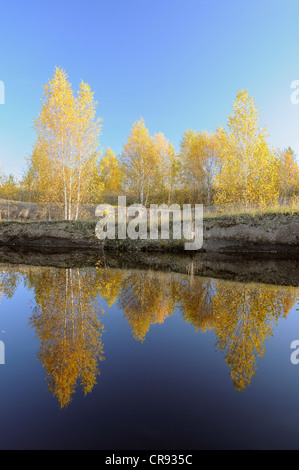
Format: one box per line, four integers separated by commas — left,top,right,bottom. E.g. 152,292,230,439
0,0,299,177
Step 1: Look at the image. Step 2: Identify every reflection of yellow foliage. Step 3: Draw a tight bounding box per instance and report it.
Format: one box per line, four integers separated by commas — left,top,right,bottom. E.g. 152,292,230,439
95,265,297,394
178,277,215,332
96,268,123,307
0,269,20,299
155,304,170,325
173,273,297,391
29,268,105,408
212,280,297,391
117,270,176,342
0,264,297,396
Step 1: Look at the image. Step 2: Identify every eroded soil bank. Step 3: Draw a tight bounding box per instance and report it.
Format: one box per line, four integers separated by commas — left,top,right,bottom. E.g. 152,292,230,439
0,212,298,254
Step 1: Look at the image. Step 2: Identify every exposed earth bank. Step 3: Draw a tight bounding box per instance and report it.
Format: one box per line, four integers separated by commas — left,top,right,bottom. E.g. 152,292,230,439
0,212,298,254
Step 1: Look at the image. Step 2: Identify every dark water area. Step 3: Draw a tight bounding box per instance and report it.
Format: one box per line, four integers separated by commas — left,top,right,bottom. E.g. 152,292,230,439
0,252,298,450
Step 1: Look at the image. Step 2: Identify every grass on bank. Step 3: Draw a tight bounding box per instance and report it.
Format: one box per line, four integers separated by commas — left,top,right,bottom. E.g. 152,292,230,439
203,201,299,221
0,200,298,227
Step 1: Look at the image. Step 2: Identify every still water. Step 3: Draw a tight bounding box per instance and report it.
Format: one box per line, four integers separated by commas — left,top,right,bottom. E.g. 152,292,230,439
0,262,298,450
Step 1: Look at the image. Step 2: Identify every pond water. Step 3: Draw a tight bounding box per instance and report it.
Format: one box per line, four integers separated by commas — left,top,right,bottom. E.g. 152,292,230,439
0,261,298,450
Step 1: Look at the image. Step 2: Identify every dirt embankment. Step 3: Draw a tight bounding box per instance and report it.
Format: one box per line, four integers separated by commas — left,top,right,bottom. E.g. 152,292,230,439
0,212,297,254
0,221,99,248
201,212,299,253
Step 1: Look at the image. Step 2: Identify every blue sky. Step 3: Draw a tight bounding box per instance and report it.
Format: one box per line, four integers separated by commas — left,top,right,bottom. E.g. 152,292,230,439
0,0,299,176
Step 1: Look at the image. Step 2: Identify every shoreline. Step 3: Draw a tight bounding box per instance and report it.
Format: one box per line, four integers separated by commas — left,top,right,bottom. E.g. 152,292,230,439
0,212,297,254
0,246,298,287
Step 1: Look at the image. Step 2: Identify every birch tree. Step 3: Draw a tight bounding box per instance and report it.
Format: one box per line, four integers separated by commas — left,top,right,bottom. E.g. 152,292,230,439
121,118,153,205
180,129,220,205
121,119,175,205
277,147,299,199
32,67,102,220
215,90,279,207
99,147,123,199
150,132,177,204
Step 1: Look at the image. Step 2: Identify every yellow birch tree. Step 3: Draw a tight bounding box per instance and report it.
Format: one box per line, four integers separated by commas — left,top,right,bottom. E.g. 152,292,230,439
215,90,279,207
32,67,102,220
98,147,123,200
122,118,164,205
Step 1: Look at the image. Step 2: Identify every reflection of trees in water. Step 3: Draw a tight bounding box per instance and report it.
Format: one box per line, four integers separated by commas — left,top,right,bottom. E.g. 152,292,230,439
0,266,106,407
212,281,296,391
174,275,297,391
117,270,177,342
98,267,297,391
96,268,178,342
178,277,216,331
0,268,23,337
27,267,105,408
0,265,297,397
0,268,21,299
95,267,123,308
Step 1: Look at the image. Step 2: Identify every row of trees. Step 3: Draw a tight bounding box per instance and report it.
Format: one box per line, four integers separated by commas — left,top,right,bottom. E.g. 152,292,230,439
108,90,299,207
1,68,298,217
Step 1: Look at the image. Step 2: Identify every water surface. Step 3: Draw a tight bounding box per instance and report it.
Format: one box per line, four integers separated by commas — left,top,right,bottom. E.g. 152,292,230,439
0,262,298,450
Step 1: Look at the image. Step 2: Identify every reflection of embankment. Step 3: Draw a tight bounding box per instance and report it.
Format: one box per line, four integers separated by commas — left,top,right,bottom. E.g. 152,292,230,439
0,246,299,286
